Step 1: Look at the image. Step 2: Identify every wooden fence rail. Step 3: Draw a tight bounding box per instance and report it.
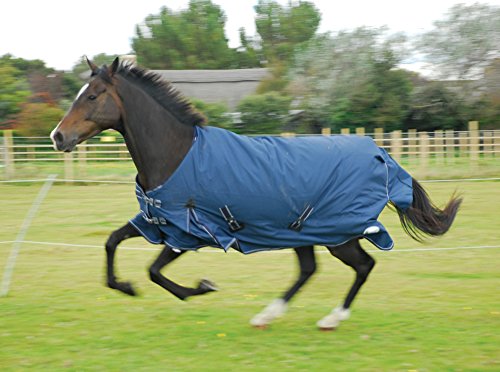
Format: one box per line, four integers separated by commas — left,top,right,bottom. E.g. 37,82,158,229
1,122,498,180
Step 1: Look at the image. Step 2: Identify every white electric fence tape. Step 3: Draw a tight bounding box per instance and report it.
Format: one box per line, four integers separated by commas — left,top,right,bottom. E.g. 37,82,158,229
0,174,57,297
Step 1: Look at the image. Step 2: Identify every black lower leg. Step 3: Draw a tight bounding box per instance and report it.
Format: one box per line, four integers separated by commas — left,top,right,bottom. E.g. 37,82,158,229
105,222,141,296
327,239,375,309
282,246,316,302
149,246,218,301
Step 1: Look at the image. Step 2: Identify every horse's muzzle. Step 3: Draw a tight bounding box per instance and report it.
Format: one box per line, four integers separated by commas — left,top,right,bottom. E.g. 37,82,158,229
50,127,76,152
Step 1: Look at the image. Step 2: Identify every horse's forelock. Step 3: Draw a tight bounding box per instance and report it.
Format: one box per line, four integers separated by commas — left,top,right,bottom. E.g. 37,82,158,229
94,65,113,84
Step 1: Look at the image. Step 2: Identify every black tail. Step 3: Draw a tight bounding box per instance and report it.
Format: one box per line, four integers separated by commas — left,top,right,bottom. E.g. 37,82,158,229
395,178,462,242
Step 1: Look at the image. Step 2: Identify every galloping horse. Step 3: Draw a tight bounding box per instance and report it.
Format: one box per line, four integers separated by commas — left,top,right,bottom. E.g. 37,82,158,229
51,58,461,330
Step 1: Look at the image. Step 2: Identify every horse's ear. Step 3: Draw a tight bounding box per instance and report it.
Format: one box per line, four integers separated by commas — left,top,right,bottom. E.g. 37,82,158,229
110,57,119,76
85,56,99,75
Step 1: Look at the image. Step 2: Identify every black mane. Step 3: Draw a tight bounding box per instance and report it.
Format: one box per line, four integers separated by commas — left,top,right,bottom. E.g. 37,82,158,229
113,63,206,127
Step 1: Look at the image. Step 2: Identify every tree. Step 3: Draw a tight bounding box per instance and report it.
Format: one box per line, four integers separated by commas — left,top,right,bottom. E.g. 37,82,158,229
235,27,262,68
288,28,413,132
253,0,321,93
467,58,500,129
468,97,500,129
15,103,65,137
1,54,79,105
404,82,467,131
0,54,51,75
254,0,321,63
0,60,31,125
416,3,500,80
132,0,255,69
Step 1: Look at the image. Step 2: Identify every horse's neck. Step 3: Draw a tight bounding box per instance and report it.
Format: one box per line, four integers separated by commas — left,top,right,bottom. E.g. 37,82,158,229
120,99,194,191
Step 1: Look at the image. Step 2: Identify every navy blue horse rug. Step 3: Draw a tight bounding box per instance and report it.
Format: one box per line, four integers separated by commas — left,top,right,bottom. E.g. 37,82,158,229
130,126,413,253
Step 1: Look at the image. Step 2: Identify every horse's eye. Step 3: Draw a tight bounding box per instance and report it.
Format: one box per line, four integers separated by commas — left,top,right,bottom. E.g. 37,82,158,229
88,95,97,101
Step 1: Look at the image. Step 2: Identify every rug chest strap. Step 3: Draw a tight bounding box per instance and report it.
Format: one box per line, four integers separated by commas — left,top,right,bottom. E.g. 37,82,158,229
219,205,244,232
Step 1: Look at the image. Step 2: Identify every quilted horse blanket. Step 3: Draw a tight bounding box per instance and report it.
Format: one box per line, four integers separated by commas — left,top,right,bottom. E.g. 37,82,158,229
130,126,413,254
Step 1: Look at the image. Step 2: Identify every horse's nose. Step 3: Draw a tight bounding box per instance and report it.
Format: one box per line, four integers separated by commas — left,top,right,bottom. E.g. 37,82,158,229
50,128,64,151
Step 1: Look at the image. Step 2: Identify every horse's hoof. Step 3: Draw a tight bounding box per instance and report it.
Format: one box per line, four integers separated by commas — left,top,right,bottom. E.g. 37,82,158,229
317,307,350,330
199,279,218,292
118,282,137,296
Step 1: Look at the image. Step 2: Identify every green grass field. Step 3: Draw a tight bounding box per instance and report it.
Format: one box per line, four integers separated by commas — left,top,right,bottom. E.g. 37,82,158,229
0,180,499,371
2,155,500,182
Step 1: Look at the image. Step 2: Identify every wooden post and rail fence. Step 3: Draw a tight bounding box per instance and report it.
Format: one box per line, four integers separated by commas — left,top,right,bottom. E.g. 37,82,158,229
1,121,498,181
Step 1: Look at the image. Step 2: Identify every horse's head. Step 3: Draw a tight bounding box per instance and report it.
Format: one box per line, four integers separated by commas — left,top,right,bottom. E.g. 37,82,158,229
51,57,122,152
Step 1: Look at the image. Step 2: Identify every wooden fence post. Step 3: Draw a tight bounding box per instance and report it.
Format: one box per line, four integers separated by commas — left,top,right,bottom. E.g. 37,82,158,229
459,132,468,158
355,127,365,136
494,130,500,158
483,130,493,158
469,121,479,163
374,128,384,147
419,131,429,175
64,152,74,183
321,127,331,136
408,129,417,157
78,141,87,177
2,130,14,179
341,128,350,135
434,129,443,164
391,130,402,162
445,129,455,163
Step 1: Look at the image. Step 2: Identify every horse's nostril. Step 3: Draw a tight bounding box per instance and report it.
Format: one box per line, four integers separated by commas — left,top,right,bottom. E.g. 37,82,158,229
54,131,64,145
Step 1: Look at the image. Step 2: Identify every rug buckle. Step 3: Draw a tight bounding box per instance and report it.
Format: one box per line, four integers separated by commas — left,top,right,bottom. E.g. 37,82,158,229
289,205,314,232
219,205,245,232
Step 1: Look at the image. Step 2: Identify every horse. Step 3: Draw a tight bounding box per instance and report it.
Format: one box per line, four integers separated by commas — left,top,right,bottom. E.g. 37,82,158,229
50,58,462,330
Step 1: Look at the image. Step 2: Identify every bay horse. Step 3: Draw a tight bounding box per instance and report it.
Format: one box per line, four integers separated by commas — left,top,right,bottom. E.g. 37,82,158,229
51,58,461,330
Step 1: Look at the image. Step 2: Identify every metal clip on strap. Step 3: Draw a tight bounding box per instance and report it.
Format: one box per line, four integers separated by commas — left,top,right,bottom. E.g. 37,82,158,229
289,205,314,232
219,205,244,232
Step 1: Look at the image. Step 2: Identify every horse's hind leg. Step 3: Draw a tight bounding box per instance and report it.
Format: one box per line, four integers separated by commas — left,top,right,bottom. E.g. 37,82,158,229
250,246,316,328
317,239,375,330
105,222,141,296
149,245,218,300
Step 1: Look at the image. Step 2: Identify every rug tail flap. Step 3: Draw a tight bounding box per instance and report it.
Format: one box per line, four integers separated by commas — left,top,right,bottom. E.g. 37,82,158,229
363,221,394,250
378,148,413,211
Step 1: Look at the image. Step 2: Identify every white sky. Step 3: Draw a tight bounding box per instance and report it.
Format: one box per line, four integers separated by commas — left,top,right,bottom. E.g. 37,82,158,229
1,0,498,71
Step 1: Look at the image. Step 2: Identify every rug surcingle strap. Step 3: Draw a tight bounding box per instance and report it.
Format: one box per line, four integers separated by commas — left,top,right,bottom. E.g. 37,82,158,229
219,205,245,232
288,205,314,232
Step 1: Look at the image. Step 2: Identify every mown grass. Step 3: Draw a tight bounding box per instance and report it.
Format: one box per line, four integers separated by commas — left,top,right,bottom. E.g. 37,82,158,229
0,180,499,371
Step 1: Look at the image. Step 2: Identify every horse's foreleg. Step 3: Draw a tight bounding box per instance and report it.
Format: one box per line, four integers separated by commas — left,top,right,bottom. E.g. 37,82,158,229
317,239,375,330
149,245,218,300
105,222,141,296
250,246,316,328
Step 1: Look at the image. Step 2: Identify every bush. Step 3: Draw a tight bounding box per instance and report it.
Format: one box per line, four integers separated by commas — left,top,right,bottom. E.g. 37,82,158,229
236,92,292,134
190,99,232,129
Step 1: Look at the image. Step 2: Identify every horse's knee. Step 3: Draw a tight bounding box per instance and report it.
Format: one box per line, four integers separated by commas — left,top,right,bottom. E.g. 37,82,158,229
357,257,375,282
302,261,317,279
149,266,161,284
105,231,120,252
296,246,316,279
106,224,136,252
